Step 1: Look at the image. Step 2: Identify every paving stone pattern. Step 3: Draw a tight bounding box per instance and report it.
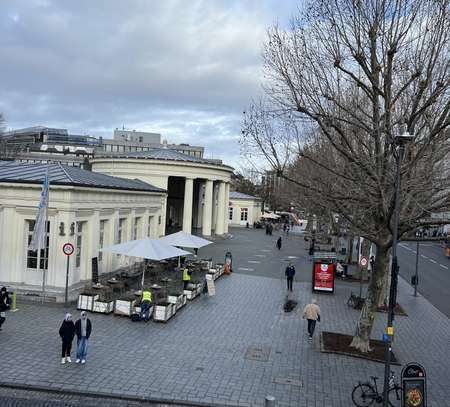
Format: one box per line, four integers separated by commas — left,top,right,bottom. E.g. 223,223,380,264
0,228,448,406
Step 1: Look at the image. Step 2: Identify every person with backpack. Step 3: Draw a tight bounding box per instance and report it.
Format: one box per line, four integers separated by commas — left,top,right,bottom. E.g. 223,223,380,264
59,313,75,364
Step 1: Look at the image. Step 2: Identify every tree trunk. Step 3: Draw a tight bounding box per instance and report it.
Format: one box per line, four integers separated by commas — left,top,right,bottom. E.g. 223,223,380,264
377,252,392,307
350,245,390,352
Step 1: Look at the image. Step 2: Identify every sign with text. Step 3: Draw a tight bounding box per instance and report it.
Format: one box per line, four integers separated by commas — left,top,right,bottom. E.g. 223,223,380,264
206,274,216,296
402,362,427,407
312,262,335,293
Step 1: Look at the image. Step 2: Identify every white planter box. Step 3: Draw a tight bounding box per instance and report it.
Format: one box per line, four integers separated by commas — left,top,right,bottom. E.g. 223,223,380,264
168,294,185,310
92,300,114,314
153,303,175,321
184,289,198,300
114,299,136,316
180,294,187,308
77,294,99,311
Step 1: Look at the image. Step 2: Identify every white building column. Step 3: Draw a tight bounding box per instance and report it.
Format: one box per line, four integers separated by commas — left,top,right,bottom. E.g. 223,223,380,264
224,183,230,234
202,179,214,236
183,177,194,233
215,182,226,235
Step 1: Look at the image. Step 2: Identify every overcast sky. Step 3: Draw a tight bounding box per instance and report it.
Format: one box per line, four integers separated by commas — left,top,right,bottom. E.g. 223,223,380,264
0,0,298,169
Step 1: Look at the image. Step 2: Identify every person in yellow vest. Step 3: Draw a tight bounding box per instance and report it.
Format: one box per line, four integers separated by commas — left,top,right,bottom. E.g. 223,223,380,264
140,290,152,322
182,267,192,290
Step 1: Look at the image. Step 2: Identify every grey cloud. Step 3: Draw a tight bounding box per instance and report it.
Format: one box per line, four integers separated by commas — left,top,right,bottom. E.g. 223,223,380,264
0,0,298,166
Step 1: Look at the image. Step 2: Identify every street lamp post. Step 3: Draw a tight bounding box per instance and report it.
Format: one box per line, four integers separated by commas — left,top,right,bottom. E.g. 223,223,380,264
382,131,414,407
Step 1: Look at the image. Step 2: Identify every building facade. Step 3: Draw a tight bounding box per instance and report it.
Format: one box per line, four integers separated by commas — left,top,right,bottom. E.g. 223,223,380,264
228,192,262,227
0,161,166,301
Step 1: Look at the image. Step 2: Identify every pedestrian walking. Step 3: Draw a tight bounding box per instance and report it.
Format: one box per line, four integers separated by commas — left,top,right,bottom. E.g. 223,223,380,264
368,255,375,274
276,236,282,250
74,311,92,364
302,299,321,340
0,287,11,331
59,313,75,364
283,223,287,234
286,225,290,236
285,262,296,291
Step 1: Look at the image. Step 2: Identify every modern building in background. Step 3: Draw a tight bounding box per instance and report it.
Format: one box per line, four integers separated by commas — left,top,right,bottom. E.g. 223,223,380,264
228,191,262,227
0,126,205,167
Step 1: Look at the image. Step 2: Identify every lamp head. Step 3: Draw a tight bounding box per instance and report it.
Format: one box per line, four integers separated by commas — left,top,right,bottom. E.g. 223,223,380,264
394,131,414,145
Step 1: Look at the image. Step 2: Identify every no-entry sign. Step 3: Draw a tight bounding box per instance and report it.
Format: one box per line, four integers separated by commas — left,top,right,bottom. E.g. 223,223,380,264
62,243,74,256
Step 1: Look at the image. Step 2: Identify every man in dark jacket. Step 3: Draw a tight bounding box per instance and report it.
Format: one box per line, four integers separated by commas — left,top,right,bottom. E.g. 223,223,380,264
74,311,92,364
59,313,75,364
0,287,11,330
285,262,296,291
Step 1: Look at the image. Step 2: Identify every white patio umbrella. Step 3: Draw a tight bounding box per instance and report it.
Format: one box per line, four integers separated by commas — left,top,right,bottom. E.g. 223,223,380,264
261,212,280,219
158,231,212,266
101,238,190,289
158,231,212,249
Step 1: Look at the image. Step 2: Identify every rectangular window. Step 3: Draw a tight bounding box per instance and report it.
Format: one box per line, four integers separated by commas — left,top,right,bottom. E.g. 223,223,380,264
132,217,140,240
26,220,50,269
147,216,152,237
118,218,126,243
99,220,107,261
229,207,233,220
240,208,248,221
75,221,85,268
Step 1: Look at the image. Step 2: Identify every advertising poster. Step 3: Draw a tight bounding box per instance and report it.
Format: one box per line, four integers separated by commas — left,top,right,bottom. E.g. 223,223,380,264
313,262,335,292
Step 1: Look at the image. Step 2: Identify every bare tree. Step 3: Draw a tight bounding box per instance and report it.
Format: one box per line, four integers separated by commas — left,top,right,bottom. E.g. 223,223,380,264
242,0,450,352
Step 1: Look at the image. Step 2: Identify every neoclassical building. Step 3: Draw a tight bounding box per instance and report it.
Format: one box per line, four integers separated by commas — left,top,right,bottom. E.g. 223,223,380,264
228,191,262,227
90,148,234,236
0,161,166,300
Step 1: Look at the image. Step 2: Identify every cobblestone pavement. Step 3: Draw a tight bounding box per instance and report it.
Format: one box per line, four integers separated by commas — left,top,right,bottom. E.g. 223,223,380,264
0,386,189,406
0,228,448,406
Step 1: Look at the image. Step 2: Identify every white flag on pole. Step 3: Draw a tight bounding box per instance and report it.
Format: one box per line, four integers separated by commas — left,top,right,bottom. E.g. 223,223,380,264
29,168,50,251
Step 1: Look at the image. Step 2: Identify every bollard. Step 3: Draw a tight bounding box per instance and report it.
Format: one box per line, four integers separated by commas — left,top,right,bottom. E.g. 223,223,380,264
265,395,276,407
11,291,17,312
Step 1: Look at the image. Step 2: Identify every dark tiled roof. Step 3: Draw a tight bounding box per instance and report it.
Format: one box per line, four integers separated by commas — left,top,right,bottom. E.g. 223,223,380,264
0,161,165,193
100,148,232,169
229,191,261,200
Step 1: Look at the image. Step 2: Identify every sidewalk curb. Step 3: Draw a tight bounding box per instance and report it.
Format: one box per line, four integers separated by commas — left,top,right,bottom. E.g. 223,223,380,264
0,381,244,407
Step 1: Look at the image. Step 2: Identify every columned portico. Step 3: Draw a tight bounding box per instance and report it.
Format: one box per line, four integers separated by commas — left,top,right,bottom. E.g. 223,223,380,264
202,179,214,236
182,177,194,233
90,151,233,237
224,182,230,233
215,181,226,235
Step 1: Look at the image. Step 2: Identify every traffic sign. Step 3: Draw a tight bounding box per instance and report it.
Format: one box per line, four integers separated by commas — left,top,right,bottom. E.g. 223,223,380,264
359,256,368,268
62,243,74,256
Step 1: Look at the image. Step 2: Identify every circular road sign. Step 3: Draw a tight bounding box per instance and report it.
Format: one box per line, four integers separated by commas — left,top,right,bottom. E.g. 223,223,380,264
62,243,75,256
360,256,368,268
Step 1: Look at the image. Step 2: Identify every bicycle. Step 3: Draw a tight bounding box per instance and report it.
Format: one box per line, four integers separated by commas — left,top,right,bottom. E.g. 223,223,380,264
352,371,402,406
347,291,365,309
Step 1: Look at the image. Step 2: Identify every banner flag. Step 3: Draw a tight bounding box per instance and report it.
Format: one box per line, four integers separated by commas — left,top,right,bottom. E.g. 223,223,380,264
29,168,50,251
